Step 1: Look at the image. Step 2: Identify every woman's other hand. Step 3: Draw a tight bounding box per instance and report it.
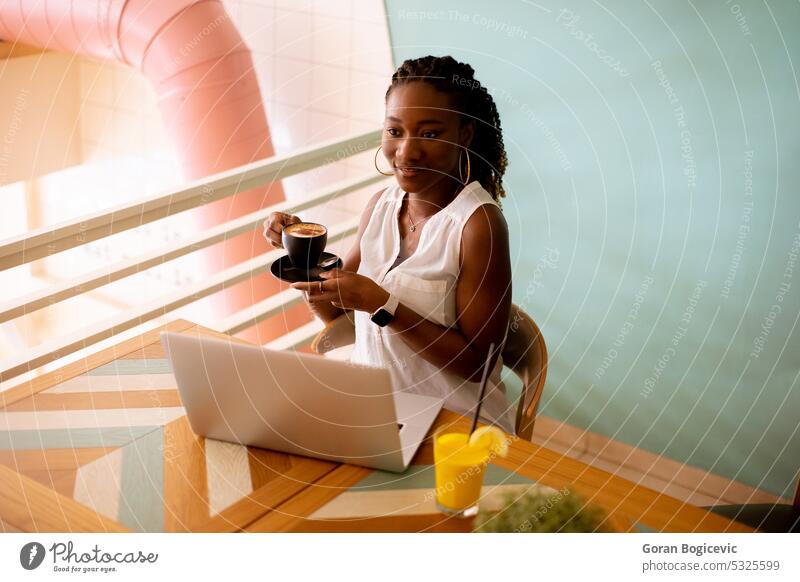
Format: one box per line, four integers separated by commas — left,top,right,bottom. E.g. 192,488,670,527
291,269,389,314
262,211,301,248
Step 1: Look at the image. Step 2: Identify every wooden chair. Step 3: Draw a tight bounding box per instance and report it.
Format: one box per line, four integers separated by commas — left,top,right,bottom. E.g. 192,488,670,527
705,477,800,532
503,304,548,441
310,303,548,441
310,309,356,355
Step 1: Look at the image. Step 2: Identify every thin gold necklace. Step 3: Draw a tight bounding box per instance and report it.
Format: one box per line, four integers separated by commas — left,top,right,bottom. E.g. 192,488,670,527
406,184,459,232
407,202,429,232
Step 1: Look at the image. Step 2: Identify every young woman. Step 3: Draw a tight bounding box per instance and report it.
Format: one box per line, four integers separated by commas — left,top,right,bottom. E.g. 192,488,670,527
263,55,514,432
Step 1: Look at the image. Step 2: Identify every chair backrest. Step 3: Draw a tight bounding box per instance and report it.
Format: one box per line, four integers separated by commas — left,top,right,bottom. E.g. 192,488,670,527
310,310,355,355
502,303,548,441
310,303,548,441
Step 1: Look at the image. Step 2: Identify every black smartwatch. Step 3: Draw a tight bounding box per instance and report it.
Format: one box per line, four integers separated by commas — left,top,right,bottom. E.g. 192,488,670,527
369,293,399,327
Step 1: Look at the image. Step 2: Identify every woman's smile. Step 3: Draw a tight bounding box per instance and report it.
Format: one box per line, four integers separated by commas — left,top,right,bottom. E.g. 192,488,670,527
396,165,426,179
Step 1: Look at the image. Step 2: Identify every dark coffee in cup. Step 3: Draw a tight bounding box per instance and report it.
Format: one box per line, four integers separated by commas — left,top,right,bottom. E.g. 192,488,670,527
282,222,328,269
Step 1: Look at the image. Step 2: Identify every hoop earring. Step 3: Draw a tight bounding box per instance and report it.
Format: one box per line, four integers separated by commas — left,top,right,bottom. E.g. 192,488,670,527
374,146,394,176
459,149,471,185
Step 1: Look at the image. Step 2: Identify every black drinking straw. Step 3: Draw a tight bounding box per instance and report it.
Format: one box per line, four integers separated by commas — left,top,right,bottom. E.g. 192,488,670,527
468,342,496,438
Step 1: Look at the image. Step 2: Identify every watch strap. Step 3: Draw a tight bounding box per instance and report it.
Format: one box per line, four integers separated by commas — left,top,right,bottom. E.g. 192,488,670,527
370,293,399,326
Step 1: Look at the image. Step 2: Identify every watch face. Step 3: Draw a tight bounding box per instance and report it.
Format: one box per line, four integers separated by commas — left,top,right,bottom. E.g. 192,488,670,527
370,308,393,327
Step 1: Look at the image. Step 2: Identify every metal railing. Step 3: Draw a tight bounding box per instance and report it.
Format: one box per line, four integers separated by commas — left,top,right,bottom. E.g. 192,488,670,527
0,129,386,382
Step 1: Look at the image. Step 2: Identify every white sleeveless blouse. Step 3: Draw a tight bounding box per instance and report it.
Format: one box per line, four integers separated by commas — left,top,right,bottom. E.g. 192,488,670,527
351,180,515,433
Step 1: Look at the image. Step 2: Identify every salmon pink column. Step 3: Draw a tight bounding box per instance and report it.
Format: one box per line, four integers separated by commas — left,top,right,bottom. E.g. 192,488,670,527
0,0,309,343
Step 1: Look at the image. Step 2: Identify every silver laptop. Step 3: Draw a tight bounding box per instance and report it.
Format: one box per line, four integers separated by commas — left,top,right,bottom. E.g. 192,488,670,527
160,331,443,473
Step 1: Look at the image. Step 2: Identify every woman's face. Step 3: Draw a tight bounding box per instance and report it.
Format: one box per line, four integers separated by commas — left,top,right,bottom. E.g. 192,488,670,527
382,82,474,194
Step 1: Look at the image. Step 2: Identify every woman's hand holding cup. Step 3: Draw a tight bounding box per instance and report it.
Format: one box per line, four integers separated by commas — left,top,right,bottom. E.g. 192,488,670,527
262,212,301,248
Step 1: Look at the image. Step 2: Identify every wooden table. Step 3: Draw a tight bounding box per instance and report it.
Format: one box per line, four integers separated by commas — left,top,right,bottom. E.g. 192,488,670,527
0,320,751,533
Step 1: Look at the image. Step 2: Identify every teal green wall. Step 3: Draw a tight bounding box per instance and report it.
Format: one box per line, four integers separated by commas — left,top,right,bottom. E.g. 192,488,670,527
384,0,799,498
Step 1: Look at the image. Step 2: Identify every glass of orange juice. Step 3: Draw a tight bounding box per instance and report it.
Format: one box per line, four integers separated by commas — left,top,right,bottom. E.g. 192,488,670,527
433,425,507,518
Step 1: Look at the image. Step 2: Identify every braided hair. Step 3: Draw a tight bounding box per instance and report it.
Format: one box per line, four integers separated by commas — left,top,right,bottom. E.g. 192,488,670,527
385,55,508,203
